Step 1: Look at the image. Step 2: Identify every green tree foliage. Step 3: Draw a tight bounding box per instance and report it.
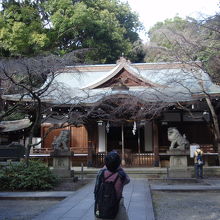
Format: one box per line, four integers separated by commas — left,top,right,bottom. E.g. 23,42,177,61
44,0,143,63
0,0,49,56
0,0,143,63
196,15,220,80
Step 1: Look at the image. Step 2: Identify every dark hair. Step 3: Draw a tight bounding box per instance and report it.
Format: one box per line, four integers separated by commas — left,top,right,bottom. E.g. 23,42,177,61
105,151,121,172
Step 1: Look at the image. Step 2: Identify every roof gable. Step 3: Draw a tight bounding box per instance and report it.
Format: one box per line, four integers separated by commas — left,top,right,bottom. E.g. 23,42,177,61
95,68,153,88
83,57,163,89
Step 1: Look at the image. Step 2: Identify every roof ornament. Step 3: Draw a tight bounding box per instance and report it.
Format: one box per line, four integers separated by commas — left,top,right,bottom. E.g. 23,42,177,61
116,56,131,65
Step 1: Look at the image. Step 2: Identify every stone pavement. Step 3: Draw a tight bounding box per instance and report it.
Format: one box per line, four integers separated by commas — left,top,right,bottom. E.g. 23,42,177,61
1,178,220,220
150,178,220,191
31,178,154,220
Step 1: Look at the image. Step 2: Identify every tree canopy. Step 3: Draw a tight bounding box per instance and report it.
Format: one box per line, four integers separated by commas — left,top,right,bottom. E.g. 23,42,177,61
145,15,220,81
0,0,143,63
0,0,48,56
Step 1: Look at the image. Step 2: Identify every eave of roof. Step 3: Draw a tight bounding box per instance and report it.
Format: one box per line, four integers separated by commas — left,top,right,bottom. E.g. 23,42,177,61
0,119,32,133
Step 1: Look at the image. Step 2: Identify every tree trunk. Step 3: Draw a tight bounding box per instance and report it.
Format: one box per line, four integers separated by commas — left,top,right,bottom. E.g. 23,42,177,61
205,97,220,164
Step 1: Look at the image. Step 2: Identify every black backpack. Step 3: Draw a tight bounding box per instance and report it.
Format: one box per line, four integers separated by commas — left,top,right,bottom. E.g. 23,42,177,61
94,170,120,219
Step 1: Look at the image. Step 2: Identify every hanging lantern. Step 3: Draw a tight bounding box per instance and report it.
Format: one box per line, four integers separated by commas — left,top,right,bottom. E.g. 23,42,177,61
97,120,103,126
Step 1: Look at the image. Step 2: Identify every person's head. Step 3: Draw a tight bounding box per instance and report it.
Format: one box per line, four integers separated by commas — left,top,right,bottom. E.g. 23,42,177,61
105,151,121,172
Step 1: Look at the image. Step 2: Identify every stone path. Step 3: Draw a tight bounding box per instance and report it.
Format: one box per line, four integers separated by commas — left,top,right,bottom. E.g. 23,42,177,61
32,178,154,220
2,178,220,220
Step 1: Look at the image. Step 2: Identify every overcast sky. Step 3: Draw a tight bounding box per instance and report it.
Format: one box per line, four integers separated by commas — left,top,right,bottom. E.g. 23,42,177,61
122,0,220,41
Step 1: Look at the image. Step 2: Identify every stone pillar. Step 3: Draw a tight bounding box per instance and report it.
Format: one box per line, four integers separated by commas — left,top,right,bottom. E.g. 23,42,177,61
217,142,220,166
51,151,74,178
50,130,73,178
98,122,106,152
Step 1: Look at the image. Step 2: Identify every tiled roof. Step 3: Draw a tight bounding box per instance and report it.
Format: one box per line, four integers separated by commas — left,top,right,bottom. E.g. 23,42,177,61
2,59,220,105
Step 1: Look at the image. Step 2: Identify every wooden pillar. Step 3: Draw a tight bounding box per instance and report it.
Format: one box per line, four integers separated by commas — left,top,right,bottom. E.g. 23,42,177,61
153,120,160,167
0,80,3,112
138,126,141,164
41,124,45,149
121,124,125,165
87,140,93,167
86,123,95,167
138,127,141,154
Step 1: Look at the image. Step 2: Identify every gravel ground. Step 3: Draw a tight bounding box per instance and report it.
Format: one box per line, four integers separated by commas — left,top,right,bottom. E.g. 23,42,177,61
0,199,59,220
152,191,220,220
0,178,91,220
53,178,91,191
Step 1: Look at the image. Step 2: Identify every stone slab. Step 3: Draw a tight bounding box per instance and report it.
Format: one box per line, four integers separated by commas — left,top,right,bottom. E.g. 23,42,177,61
168,168,192,178
51,168,72,178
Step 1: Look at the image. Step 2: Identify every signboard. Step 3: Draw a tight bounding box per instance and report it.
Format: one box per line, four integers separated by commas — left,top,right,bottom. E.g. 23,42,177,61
162,112,181,122
190,144,199,158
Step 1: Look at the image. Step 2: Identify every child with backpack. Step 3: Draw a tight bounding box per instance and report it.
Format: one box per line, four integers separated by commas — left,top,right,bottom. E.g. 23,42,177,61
194,145,204,179
94,151,130,220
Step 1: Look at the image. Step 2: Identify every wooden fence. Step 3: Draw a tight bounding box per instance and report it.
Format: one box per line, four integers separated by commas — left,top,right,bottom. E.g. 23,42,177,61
92,152,155,167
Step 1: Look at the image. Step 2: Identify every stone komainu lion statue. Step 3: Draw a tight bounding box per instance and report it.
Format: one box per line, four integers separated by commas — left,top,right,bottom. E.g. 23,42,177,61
168,127,190,150
52,130,70,151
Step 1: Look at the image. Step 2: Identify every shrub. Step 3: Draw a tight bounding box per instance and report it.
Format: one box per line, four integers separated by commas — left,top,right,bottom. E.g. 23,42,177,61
0,160,58,191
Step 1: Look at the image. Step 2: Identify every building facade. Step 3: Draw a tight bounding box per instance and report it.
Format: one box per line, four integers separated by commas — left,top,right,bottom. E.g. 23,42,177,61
2,58,220,167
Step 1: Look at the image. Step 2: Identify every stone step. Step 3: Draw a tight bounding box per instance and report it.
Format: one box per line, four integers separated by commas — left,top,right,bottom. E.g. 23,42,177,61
73,167,168,178
149,177,201,184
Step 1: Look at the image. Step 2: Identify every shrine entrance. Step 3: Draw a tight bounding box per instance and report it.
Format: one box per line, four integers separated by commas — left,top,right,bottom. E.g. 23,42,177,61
106,124,145,153
94,122,155,167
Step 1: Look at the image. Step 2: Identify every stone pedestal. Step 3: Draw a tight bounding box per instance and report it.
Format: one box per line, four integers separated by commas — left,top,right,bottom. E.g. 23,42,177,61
50,151,74,178
167,149,191,178
170,155,188,168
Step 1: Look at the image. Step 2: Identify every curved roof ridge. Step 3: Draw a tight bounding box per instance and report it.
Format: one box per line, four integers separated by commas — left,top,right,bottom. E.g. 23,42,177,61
82,62,123,89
